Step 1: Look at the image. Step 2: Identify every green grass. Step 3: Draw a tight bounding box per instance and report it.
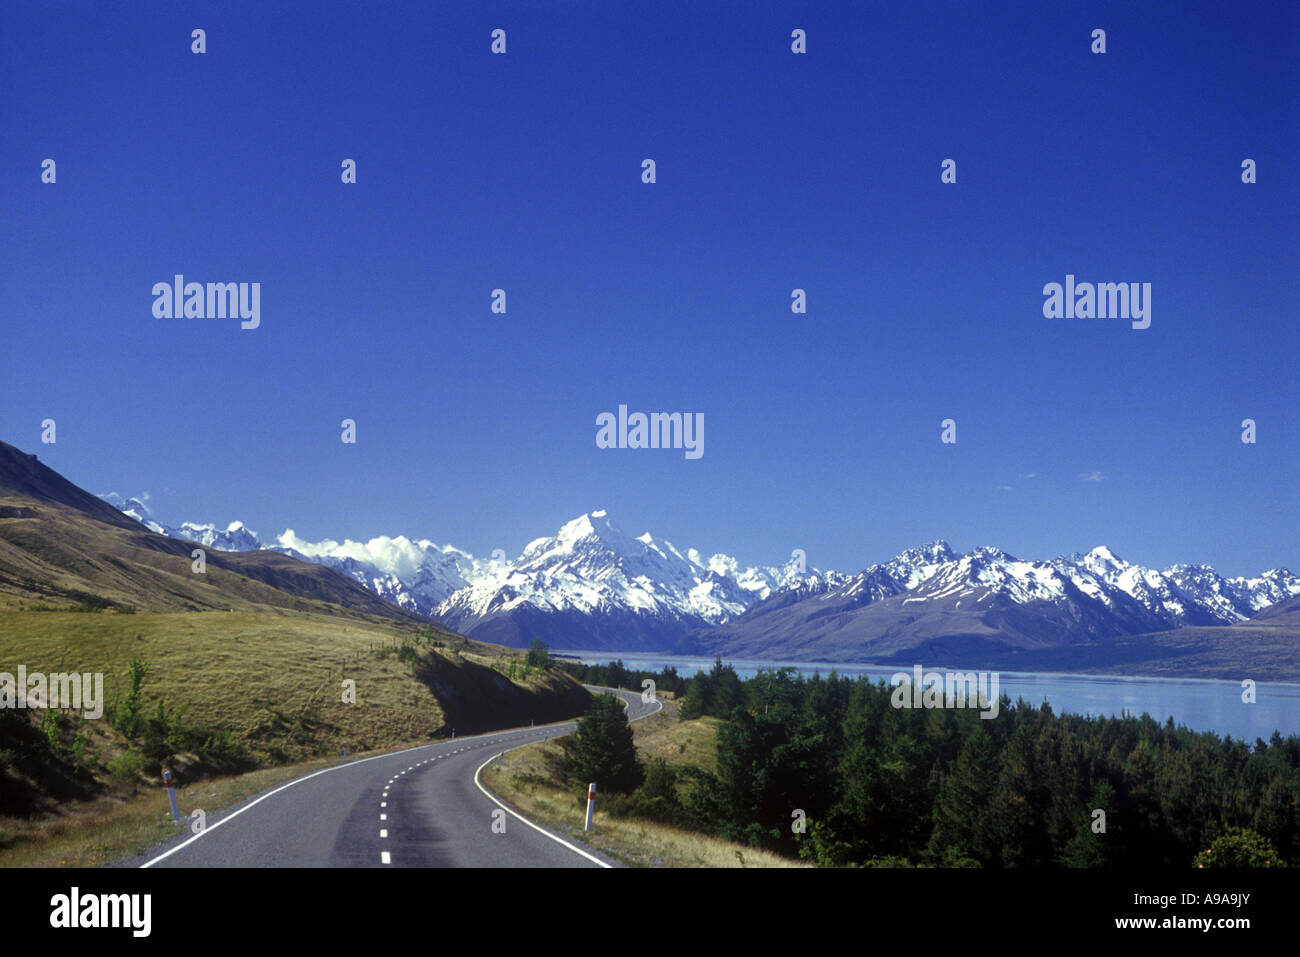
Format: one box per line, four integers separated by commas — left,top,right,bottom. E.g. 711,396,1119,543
0,608,449,757
0,606,593,864
627,696,722,776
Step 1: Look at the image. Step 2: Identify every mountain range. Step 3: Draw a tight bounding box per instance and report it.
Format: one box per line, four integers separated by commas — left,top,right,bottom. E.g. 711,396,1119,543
99,494,1299,664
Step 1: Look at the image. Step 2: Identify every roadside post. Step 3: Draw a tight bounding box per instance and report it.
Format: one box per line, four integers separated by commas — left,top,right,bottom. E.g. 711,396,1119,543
163,770,180,823
584,782,596,831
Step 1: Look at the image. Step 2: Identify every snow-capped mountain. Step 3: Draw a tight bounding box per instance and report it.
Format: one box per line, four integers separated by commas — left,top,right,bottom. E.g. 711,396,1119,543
99,494,1297,656
828,540,1297,632
430,510,845,649
102,494,263,551
273,531,483,616
681,542,1299,661
99,493,481,614
98,498,837,648
1064,546,1298,625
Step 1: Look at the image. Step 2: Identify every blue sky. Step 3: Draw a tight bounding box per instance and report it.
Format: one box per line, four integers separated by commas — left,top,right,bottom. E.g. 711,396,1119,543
2,0,1296,577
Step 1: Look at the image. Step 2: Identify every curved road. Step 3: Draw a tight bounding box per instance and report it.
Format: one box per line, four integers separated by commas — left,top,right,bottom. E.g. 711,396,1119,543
137,686,661,868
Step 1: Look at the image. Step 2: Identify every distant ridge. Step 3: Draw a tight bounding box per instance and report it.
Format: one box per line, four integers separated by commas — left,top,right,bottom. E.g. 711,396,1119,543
96,492,1299,664
0,440,423,620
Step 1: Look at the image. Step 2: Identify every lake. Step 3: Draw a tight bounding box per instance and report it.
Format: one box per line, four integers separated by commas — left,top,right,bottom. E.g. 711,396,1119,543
561,651,1300,741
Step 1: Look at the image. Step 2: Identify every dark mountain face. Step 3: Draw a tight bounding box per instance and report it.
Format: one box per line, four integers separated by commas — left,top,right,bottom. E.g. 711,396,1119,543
0,440,423,621
1252,594,1300,624
0,442,143,531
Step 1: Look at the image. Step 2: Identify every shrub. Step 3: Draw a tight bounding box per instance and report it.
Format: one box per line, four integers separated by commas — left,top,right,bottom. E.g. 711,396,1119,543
107,750,146,789
1193,828,1286,868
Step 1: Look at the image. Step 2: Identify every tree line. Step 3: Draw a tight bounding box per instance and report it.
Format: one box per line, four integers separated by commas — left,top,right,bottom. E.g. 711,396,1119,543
564,661,1300,867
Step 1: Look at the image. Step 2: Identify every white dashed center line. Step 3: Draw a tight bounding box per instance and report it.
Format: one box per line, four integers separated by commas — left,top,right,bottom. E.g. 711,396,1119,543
381,851,391,864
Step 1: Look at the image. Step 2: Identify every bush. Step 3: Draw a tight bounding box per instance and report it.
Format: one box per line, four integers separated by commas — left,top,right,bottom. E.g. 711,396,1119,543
140,701,174,771
114,656,149,739
107,750,146,789
1193,828,1286,868
42,709,61,754
601,758,685,825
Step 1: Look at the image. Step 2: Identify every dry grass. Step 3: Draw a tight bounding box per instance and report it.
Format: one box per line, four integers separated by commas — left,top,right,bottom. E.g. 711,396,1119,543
631,704,722,775
0,608,588,865
0,608,448,755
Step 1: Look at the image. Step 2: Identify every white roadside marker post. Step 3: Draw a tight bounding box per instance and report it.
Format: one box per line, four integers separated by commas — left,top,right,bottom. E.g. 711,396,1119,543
163,770,180,823
584,782,596,831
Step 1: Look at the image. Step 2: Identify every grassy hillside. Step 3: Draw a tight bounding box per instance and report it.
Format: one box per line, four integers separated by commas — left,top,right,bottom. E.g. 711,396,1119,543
0,608,591,825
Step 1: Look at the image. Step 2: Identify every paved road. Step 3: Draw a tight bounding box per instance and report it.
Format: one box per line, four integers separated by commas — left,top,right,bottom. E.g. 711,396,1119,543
137,686,661,868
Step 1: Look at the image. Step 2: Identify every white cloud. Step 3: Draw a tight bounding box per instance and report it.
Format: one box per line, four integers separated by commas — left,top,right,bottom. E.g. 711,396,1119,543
274,530,431,578
1080,471,1106,482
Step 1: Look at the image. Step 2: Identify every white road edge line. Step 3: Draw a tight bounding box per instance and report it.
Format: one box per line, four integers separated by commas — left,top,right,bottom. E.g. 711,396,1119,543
469,689,664,869
473,752,610,869
140,718,575,868
139,685,651,868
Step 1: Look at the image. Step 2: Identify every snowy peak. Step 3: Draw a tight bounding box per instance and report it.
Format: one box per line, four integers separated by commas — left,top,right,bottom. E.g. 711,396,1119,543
1073,545,1130,580
822,540,1299,631
521,509,636,565
439,510,838,633
877,540,956,590
910,540,958,563
95,492,1298,651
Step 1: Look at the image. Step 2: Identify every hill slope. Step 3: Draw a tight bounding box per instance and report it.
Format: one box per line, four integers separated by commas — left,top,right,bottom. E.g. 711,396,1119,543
0,440,420,620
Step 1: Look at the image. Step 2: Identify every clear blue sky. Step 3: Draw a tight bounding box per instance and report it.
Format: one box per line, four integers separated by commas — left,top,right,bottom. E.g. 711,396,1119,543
2,1,1296,577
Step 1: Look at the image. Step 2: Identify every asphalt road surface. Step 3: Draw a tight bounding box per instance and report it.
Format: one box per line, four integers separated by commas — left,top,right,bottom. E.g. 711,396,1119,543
135,686,662,868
